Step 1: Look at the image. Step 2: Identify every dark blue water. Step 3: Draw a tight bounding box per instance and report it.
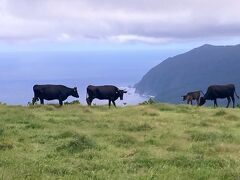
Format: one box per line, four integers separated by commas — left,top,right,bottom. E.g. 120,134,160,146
0,49,183,105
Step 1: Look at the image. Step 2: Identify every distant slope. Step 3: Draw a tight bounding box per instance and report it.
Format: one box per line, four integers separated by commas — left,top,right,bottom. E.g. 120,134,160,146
135,44,240,103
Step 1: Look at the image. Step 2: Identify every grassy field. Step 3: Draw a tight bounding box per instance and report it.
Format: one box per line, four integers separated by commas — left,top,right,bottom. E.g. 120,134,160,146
0,103,239,179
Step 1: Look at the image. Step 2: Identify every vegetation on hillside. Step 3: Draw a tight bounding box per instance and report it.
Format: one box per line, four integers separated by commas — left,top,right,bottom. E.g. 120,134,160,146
135,44,240,103
0,104,239,179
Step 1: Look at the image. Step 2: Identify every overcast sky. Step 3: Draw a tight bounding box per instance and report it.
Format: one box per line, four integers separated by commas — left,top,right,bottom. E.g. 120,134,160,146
1,0,240,104
0,0,240,50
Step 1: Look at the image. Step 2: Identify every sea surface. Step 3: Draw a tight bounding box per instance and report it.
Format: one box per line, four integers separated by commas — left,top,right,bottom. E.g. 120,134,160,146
0,49,183,105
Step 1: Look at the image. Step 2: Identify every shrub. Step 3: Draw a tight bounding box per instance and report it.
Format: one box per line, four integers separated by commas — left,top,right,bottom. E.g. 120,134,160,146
57,134,97,153
139,98,157,105
64,100,80,105
0,102,7,105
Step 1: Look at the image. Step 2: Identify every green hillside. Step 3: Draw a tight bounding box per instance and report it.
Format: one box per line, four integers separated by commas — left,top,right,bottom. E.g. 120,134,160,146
135,44,240,103
0,104,239,179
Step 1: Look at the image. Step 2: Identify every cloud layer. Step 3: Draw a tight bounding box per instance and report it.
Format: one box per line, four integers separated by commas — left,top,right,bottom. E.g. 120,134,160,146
0,0,240,43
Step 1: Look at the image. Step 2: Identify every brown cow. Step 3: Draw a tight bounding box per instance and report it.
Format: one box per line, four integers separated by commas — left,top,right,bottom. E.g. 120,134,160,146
182,91,204,105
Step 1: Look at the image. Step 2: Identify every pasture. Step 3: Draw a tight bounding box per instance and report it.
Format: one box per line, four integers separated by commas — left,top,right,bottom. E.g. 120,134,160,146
0,104,239,179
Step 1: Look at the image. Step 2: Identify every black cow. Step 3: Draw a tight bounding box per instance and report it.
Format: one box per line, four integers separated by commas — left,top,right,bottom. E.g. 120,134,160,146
182,91,204,105
199,84,239,108
32,84,79,106
86,85,127,107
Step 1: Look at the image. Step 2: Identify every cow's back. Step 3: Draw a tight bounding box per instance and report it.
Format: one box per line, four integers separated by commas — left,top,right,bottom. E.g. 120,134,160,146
206,84,235,99
187,91,201,99
87,85,118,99
33,84,67,100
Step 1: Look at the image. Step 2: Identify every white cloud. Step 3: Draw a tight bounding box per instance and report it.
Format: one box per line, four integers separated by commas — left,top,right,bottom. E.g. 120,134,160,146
0,0,240,43
109,35,171,44
57,33,71,42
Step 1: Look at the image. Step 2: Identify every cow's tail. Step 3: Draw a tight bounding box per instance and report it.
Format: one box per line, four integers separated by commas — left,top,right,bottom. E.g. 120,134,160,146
200,91,205,96
234,89,239,99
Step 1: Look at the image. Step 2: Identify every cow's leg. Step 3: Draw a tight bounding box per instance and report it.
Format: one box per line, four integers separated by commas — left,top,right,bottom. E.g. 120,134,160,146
226,97,231,108
190,100,193,105
86,98,90,105
108,100,111,108
86,97,92,106
32,97,37,105
196,98,200,106
32,98,35,105
32,90,38,105
88,98,92,106
112,100,116,107
40,98,44,105
214,99,218,107
59,100,63,106
32,96,39,105
231,96,235,108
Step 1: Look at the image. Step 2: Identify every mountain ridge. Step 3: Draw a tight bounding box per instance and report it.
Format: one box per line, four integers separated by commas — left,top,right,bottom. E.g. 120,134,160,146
135,44,240,103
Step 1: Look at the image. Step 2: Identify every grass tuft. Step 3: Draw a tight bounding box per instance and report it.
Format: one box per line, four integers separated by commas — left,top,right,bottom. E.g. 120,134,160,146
214,110,227,116
55,131,78,139
119,122,152,132
111,134,136,147
57,134,97,153
0,141,13,150
0,128,4,136
25,123,43,129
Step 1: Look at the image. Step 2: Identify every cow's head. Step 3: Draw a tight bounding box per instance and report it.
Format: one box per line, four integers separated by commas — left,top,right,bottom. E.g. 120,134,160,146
72,87,79,98
181,95,187,101
118,90,127,100
199,97,206,106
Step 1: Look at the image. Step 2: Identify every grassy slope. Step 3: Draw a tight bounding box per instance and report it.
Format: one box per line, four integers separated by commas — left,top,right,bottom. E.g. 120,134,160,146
0,104,239,179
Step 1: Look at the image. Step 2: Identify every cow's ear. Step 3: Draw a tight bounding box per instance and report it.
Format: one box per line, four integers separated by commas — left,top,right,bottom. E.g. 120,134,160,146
74,87,77,91
123,91,127,93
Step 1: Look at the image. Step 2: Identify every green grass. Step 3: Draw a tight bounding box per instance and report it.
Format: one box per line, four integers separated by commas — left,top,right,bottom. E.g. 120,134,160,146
0,104,239,179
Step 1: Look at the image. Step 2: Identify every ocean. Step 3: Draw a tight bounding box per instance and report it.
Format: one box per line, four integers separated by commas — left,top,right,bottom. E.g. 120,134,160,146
0,49,182,105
